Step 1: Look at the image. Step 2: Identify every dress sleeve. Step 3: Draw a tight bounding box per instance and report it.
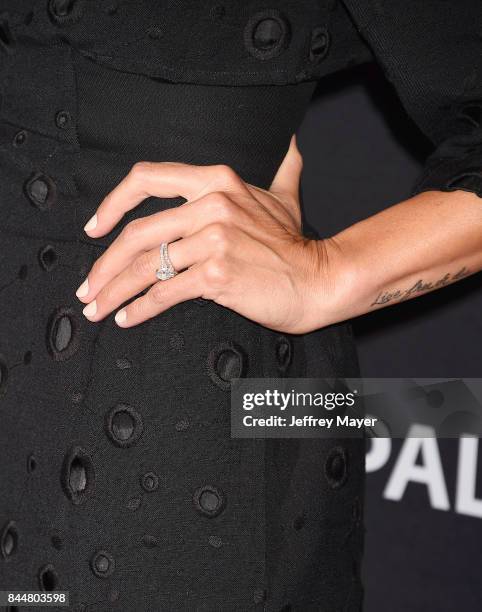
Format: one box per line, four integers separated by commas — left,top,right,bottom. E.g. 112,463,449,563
341,0,482,198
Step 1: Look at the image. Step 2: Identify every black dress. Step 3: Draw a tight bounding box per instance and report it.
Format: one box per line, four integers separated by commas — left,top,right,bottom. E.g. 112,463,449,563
0,1,480,611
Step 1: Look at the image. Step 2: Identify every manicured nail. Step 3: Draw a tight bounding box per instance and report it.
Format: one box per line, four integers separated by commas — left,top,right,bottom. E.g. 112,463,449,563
115,308,127,325
83,300,97,319
75,279,89,298
84,214,98,233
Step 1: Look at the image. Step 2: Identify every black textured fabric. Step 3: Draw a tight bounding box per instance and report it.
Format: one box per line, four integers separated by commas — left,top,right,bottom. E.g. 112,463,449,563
0,2,364,611
0,1,478,610
342,0,482,198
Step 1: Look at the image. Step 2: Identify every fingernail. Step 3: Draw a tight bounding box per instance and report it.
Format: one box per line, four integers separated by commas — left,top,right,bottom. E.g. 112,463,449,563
75,278,89,298
83,300,97,319
115,308,127,325
84,214,98,233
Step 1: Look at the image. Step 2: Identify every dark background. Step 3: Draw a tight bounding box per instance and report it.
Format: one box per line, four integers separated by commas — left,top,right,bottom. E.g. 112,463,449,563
298,64,482,612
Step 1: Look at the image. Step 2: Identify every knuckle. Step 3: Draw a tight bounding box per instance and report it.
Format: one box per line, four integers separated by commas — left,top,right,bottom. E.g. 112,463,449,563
130,161,153,180
292,147,303,169
90,257,108,279
204,257,230,287
214,164,240,185
121,218,144,242
98,283,115,306
205,192,235,222
149,282,167,305
207,190,230,207
132,252,155,278
205,222,230,247
127,297,143,319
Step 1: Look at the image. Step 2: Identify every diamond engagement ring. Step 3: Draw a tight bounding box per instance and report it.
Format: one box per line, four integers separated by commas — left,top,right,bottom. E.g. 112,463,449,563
155,242,177,281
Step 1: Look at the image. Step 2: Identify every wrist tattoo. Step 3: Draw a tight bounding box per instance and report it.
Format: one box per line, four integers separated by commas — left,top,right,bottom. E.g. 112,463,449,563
370,266,470,307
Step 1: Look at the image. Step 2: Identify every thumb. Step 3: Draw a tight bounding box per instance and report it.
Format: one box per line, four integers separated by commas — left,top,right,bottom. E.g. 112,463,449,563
269,134,303,201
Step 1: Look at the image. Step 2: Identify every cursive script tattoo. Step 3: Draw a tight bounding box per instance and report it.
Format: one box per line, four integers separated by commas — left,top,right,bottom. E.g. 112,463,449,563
370,267,471,307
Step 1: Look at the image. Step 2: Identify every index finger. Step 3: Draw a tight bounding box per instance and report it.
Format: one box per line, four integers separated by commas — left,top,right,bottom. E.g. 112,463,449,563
83,162,244,237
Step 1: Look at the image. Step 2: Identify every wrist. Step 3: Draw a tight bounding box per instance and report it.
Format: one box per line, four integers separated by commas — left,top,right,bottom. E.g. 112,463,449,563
307,236,359,330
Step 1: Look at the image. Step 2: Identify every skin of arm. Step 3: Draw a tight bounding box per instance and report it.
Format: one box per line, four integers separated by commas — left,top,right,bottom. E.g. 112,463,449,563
75,136,482,334
320,187,482,326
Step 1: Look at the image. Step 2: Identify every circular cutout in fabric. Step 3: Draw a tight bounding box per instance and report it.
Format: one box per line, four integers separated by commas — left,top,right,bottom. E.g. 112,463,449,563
38,563,59,591
24,173,57,211
1,521,18,560
104,403,143,448
140,471,159,492
55,110,72,129
207,341,247,391
0,14,15,53
46,307,81,361
244,10,291,60
193,484,226,518
38,245,58,271
90,550,115,578
27,453,37,473
60,446,95,504
324,446,348,489
48,0,83,25
309,26,330,63
0,354,8,395
13,130,27,147
275,336,292,373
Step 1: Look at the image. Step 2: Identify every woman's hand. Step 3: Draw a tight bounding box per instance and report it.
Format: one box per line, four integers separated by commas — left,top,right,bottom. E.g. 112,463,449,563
75,137,340,333
76,132,482,332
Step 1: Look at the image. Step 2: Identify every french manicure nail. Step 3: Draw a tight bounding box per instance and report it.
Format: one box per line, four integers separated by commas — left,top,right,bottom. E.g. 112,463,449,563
84,213,98,232
75,279,89,298
115,308,127,325
83,300,97,318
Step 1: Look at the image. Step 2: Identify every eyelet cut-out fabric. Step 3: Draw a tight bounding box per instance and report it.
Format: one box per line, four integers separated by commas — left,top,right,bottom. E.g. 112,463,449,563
38,245,58,271
207,341,247,390
104,404,143,447
46,307,80,361
0,1,381,608
275,336,293,373
90,550,115,578
1,0,480,606
140,471,159,492
48,0,83,25
60,446,95,504
38,564,59,591
0,521,18,560
244,10,291,60
23,173,57,211
325,446,349,489
26,453,37,473
0,355,8,394
309,26,330,63
193,485,227,518
0,12,14,54
13,130,27,146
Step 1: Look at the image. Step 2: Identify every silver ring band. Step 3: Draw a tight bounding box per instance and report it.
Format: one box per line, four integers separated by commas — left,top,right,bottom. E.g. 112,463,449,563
155,242,177,281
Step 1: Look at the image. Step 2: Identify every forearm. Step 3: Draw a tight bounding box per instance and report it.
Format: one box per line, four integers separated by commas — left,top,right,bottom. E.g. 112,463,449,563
321,190,482,325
